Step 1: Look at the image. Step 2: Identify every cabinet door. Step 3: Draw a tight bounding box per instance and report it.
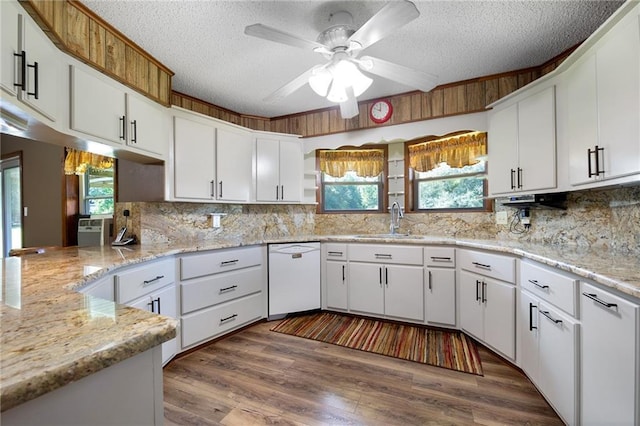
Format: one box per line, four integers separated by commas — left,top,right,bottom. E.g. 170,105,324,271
348,262,384,315
538,301,578,426
127,94,167,156
326,261,347,310
173,116,215,200
488,104,518,195
425,268,456,326
70,66,126,145
1,1,20,96
216,127,253,202
19,12,60,122
484,278,515,359
517,86,556,192
518,290,539,384
596,13,640,181
581,282,639,425
384,265,423,321
279,138,302,202
255,138,280,201
567,55,599,185
459,270,484,341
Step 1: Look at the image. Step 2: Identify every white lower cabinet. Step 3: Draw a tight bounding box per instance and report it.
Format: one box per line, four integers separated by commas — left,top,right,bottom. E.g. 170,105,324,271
460,270,515,359
326,260,348,310
178,246,266,350
424,247,456,327
520,289,578,425
581,282,639,425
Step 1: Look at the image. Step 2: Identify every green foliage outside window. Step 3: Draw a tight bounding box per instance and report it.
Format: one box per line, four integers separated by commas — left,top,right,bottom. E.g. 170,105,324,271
85,167,114,215
415,161,486,210
323,171,382,211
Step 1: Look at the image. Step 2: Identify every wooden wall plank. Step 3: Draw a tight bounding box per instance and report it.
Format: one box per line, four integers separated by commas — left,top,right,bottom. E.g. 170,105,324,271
498,75,518,98
66,3,89,59
485,78,500,106
410,93,422,120
105,32,126,80
466,81,485,112
89,20,105,68
147,62,159,99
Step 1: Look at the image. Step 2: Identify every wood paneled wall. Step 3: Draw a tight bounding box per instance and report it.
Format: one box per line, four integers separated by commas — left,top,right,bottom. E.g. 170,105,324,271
171,47,574,138
20,0,173,106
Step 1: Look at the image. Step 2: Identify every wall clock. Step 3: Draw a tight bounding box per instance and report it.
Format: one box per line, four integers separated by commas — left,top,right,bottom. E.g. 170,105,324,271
370,100,393,124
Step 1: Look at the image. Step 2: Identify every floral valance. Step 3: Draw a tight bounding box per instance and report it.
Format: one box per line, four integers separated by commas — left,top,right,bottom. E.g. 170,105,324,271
408,132,487,172
64,148,114,175
319,149,385,178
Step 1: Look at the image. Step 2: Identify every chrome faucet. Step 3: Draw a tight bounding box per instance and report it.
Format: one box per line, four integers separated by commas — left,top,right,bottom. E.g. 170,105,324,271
390,201,404,234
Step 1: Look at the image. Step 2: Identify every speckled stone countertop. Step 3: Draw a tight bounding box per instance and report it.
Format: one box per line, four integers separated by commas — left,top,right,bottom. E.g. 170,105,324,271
2,235,639,412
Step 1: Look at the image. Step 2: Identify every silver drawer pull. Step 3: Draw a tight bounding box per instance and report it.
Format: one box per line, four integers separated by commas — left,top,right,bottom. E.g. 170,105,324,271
430,256,452,262
529,279,549,289
220,314,238,323
375,253,392,259
472,262,491,269
143,275,164,286
582,292,618,309
220,259,239,266
540,310,562,324
327,251,344,257
219,285,238,293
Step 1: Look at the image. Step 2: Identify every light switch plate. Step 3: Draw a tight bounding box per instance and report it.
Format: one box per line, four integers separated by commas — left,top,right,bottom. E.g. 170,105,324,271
496,211,508,225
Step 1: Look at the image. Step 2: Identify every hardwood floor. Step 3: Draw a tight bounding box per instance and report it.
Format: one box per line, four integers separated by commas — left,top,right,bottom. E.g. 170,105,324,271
163,321,562,425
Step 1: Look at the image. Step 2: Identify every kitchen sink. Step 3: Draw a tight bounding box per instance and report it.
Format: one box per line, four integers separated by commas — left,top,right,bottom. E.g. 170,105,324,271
353,233,416,239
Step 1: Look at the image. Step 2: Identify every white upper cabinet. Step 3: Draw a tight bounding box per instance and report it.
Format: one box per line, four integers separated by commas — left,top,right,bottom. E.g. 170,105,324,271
566,5,640,186
1,0,60,122
255,137,302,202
70,65,167,158
216,126,253,202
488,86,557,196
173,115,216,200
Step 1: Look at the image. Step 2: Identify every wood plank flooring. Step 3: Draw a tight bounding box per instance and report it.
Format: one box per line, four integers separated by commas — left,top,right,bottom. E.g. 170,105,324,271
163,321,562,425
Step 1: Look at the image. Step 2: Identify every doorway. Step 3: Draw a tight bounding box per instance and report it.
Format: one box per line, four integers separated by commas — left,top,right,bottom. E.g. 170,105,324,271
1,154,22,257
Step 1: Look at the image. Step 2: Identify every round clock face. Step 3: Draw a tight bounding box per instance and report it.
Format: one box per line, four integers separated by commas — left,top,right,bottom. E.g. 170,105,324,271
370,100,393,123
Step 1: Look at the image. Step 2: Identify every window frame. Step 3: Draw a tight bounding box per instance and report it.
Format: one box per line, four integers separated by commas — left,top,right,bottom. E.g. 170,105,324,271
316,145,388,214
81,166,115,215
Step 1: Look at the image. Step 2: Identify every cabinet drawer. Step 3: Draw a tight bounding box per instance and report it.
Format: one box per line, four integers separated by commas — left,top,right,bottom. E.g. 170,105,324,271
115,258,175,303
181,265,263,314
348,244,423,265
324,243,347,261
424,247,455,268
180,246,263,280
458,250,515,283
521,261,578,316
181,292,263,348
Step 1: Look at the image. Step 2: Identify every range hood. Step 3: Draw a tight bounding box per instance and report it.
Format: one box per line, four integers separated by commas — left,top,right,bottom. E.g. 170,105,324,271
500,193,567,209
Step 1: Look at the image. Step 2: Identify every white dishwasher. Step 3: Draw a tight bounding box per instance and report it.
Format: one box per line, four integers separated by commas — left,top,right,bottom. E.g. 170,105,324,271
268,242,321,319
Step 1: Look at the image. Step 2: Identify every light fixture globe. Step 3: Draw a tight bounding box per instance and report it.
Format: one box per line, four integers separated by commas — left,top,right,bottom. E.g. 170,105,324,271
308,66,332,97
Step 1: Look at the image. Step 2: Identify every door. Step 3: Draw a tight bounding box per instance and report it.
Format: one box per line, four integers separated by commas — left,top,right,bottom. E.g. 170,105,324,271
459,271,484,340
325,261,347,310
518,290,539,384
216,127,252,202
384,265,423,321
173,116,215,200
1,0,20,96
425,268,456,326
487,104,518,195
126,94,167,156
348,262,384,316
278,138,302,202
1,156,22,256
483,278,515,359
255,137,280,201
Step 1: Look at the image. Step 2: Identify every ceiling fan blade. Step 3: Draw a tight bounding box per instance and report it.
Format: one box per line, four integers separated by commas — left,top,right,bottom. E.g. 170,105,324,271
339,87,359,119
245,24,327,51
263,66,316,103
360,55,438,92
348,0,419,51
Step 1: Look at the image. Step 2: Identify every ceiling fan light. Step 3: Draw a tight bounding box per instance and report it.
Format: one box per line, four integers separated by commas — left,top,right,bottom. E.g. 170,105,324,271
333,59,372,98
309,67,332,97
327,80,348,103
352,72,372,97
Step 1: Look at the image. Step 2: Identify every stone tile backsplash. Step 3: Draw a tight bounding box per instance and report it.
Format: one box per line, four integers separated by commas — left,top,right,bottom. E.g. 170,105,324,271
117,185,639,254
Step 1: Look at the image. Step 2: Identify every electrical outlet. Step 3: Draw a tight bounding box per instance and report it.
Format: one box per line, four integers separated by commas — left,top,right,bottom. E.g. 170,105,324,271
496,211,508,225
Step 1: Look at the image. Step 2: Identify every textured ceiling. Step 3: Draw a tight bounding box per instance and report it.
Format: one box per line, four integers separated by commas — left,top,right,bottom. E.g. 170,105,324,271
82,0,625,118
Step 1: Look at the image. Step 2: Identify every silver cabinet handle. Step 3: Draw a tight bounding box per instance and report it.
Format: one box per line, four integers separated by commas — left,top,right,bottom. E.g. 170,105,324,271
375,253,392,259
327,251,343,257
219,285,237,293
529,279,549,289
130,120,137,143
220,314,237,324
529,303,537,331
482,281,487,303
540,310,562,324
475,280,481,301
143,275,164,286
582,292,618,309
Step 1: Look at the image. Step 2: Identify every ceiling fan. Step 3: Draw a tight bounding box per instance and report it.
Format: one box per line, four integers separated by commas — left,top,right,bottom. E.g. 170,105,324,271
245,0,438,119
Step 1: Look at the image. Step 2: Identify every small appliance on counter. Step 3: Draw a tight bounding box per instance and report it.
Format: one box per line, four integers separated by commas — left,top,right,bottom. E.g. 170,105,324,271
77,217,113,246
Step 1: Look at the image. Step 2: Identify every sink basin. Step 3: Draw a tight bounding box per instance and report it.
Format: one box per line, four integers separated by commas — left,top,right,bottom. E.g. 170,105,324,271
353,233,415,239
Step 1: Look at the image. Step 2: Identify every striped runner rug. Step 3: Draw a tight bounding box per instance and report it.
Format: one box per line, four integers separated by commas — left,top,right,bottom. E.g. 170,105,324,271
271,312,483,376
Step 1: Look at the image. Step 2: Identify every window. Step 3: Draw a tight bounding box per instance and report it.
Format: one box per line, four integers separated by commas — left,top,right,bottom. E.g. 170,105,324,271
83,166,115,215
318,147,386,213
409,132,488,211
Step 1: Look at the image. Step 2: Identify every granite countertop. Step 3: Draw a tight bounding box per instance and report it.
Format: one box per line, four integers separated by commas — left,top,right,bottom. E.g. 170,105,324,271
2,235,639,412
